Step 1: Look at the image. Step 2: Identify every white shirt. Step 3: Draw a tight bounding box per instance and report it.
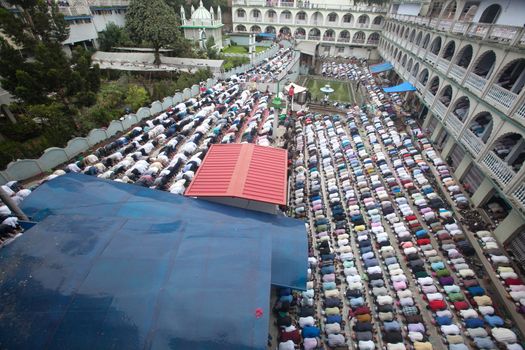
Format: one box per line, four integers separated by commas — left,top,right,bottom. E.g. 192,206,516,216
2,217,18,227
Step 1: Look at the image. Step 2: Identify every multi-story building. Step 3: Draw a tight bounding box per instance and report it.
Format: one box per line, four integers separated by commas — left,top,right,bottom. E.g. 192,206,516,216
57,0,129,53
231,0,387,58
377,0,525,257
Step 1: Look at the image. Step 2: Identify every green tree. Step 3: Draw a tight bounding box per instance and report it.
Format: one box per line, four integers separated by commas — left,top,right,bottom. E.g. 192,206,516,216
0,1,100,106
125,85,149,111
97,22,130,51
205,36,219,59
125,0,182,65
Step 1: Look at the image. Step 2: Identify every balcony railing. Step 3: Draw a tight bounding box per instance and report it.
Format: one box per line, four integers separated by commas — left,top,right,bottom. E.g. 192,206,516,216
512,183,525,211
461,129,484,157
353,39,365,44
295,34,305,39
449,65,466,82
89,0,129,6
390,14,525,48
424,90,434,105
266,17,276,22
435,57,450,73
295,19,307,25
232,0,387,12
464,72,487,93
308,35,320,40
486,84,518,112
482,151,515,187
433,100,447,120
426,52,437,65
59,5,91,16
323,36,335,42
250,17,262,22
279,18,292,24
338,37,350,43
445,113,464,138
514,101,525,123
416,82,424,92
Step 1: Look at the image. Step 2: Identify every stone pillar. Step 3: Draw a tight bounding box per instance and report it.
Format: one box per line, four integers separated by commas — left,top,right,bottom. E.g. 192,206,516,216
505,138,525,165
430,123,443,143
454,154,472,181
422,111,433,129
471,177,496,207
441,137,456,159
494,208,525,245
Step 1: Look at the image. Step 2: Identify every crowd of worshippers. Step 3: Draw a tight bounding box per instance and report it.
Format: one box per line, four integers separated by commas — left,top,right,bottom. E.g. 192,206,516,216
0,47,291,242
321,60,364,80
231,48,294,84
276,61,524,350
0,181,31,243
41,83,276,194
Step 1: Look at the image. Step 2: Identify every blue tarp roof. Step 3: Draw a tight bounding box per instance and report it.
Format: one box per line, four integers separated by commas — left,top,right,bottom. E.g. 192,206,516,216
21,174,308,291
256,33,275,38
1,174,308,350
370,61,393,74
383,81,417,93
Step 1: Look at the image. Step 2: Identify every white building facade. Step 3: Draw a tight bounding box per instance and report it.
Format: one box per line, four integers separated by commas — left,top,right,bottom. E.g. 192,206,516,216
377,0,525,251
231,0,387,58
57,0,129,53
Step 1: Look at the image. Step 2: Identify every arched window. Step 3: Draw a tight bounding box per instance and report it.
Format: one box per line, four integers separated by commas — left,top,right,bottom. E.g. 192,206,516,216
455,45,473,68
294,27,306,39
342,13,353,25
236,9,245,18
250,25,261,33
419,69,429,85
442,41,455,60
430,36,442,55
491,133,525,172
428,76,440,95
367,32,380,45
438,85,453,106
469,112,493,143
452,96,470,121
236,24,246,32
308,28,320,40
495,59,525,94
472,50,496,79
353,31,366,44
479,4,501,24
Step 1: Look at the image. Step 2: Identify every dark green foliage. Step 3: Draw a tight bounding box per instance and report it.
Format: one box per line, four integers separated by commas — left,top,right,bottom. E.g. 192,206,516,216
125,0,182,64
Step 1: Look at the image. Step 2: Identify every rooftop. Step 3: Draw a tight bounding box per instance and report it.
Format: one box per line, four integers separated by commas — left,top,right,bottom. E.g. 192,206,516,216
185,144,288,206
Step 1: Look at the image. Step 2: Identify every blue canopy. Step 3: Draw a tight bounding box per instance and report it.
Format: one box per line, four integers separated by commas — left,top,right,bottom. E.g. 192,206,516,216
370,61,393,74
256,33,275,38
383,82,417,93
21,174,308,291
3,174,308,350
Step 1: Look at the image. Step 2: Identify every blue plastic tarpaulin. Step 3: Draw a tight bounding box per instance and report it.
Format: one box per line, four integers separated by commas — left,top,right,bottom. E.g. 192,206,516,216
383,81,417,93
4,174,309,349
369,61,393,74
0,214,271,350
21,174,308,291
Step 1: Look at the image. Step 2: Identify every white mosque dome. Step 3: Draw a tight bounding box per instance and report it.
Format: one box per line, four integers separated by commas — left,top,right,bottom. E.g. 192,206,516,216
191,1,212,20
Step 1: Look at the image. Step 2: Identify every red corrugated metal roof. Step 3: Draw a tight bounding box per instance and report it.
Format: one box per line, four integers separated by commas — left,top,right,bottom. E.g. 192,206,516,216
185,144,288,205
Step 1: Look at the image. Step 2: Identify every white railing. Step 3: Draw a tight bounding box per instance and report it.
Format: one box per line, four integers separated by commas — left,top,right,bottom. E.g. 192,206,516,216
482,151,515,186
464,72,487,93
486,84,518,111
437,19,452,31
89,0,129,6
512,183,525,211
424,90,434,105
323,36,335,42
338,38,350,43
416,82,424,92
308,35,320,40
446,113,464,138
514,101,525,123
436,57,450,73
461,129,484,157
449,65,466,82
391,14,525,48
426,52,437,65
433,100,447,120
295,19,306,25
59,5,91,16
